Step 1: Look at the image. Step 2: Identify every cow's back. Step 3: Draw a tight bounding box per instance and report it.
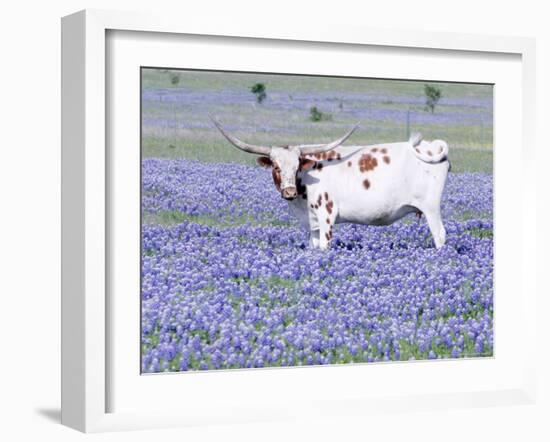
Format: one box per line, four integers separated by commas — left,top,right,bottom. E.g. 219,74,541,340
303,142,448,225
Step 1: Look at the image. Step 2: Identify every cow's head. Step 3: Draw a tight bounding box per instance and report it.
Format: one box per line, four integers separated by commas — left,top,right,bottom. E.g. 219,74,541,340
211,118,358,200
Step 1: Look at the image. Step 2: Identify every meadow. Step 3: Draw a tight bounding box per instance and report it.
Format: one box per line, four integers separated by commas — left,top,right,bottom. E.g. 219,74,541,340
141,69,493,372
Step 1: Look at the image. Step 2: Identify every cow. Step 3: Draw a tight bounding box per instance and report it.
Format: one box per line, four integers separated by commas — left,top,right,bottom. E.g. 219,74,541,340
211,118,449,251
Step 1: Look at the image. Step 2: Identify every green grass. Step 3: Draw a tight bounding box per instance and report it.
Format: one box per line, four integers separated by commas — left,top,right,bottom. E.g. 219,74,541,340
448,148,493,174
144,210,223,227
143,209,293,228
143,134,492,173
459,210,493,221
466,227,493,239
141,68,494,171
142,103,493,151
142,68,493,99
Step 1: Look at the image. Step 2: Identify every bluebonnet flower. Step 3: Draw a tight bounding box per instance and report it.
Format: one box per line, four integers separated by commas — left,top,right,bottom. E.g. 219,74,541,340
141,159,493,372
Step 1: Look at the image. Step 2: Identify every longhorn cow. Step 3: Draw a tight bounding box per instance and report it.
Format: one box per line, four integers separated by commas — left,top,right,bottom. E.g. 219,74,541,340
212,118,449,250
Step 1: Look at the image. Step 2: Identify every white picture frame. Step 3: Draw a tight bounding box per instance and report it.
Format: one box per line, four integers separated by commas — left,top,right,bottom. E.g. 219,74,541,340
61,9,538,433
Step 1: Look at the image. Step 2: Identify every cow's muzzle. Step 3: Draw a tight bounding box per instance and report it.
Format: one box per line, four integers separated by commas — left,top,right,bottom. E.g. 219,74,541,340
282,187,297,200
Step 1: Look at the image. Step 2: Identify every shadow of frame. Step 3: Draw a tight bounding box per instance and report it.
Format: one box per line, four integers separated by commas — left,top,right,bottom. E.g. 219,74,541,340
34,408,61,423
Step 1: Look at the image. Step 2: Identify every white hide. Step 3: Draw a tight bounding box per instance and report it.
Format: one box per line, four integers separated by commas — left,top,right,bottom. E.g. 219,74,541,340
290,138,450,250
269,146,302,190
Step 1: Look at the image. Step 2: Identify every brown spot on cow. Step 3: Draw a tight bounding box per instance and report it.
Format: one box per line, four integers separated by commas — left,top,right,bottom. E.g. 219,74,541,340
415,148,420,153
363,179,370,189
326,218,330,224
299,158,316,172
380,148,387,154
427,150,433,157
358,154,378,172
326,200,334,214
310,204,314,209
323,150,340,162
383,156,391,164
438,146,443,154
371,147,378,153
324,192,329,201
317,195,322,206
347,161,352,167
328,229,333,240
336,153,341,160
271,166,282,191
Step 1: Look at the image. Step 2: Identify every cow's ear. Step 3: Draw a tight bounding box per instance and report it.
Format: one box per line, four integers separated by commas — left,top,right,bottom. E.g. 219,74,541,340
299,158,317,171
256,156,272,168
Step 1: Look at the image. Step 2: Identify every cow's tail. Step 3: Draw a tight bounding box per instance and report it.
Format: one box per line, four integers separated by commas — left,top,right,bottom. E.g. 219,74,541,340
409,133,449,164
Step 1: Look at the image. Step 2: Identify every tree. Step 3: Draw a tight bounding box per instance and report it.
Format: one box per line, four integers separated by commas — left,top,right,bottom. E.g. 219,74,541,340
309,106,332,122
251,83,267,104
170,73,180,86
424,84,442,113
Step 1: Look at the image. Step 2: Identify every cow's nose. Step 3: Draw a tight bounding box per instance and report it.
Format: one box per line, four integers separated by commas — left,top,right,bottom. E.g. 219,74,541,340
282,187,297,200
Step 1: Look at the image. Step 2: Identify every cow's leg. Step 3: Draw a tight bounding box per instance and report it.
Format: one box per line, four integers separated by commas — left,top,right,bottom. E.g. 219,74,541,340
318,225,333,251
309,230,320,248
317,193,337,250
422,206,446,249
307,193,323,249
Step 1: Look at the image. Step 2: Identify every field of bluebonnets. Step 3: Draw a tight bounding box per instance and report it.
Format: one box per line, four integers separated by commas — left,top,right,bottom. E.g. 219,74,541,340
141,69,493,373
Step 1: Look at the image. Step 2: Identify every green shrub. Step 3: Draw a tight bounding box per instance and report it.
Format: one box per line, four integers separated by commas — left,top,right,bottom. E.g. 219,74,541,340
170,73,180,86
250,83,267,103
309,106,332,122
424,84,442,113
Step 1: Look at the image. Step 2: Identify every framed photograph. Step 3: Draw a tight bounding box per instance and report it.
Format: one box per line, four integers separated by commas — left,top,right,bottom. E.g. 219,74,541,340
61,9,537,433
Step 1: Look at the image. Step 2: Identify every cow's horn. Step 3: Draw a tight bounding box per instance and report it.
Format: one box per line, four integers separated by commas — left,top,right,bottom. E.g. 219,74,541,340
210,117,272,156
296,124,359,156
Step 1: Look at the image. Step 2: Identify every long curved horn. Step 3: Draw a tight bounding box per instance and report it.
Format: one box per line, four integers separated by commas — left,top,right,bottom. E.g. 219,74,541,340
296,124,360,156
210,117,272,156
